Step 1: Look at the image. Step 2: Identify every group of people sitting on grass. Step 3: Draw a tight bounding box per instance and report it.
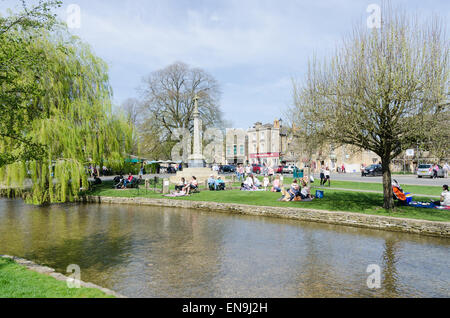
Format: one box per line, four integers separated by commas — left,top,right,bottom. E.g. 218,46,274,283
393,179,450,209
174,176,199,195
278,177,315,202
241,174,266,191
113,173,140,189
208,175,226,191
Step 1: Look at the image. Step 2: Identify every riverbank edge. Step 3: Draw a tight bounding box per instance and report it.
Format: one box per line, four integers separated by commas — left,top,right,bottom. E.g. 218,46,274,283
0,255,126,298
85,195,450,238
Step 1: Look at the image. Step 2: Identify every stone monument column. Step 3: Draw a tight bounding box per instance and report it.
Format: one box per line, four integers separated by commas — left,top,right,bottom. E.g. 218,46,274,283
170,95,216,184
188,95,205,168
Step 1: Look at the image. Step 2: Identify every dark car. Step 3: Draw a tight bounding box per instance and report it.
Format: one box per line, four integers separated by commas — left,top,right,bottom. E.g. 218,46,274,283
221,165,236,173
252,164,263,174
362,164,383,176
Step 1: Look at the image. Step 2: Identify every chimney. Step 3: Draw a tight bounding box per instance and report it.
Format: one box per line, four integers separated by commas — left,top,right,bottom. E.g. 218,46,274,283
273,119,280,128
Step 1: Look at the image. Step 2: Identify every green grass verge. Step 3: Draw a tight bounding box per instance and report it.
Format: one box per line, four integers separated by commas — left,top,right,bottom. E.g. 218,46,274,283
220,176,443,196
88,181,450,222
0,257,114,298
311,180,443,196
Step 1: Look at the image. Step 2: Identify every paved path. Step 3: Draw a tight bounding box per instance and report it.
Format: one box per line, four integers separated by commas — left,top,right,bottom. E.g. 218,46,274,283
310,172,449,186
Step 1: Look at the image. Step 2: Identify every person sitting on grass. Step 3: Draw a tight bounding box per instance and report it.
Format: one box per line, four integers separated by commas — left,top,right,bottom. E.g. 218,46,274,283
433,185,450,207
253,176,262,188
93,176,102,185
215,176,225,191
279,180,301,201
113,174,124,189
300,179,313,200
175,177,186,192
392,179,407,205
242,174,256,191
184,176,198,195
122,173,134,189
208,175,216,191
271,175,282,192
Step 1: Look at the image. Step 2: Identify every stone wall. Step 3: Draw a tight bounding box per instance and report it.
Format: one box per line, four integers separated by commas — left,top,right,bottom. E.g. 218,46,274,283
85,196,450,238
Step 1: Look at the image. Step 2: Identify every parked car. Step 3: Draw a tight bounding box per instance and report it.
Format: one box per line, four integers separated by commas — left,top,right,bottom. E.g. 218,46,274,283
361,164,383,176
221,165,236,173
276,165,283,173
282,165,297,174
417,164,444,178
252,164,263,174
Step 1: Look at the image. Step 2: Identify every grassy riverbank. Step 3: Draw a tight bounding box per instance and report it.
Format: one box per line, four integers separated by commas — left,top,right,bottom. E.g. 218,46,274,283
0,257,114,298
87,181,450,222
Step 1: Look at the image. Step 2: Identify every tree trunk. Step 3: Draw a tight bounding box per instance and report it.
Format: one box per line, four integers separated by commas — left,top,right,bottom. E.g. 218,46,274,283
381,159,395,210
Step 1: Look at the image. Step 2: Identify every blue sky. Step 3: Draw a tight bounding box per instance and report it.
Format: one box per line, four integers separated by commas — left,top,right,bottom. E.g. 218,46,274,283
1,0,449,128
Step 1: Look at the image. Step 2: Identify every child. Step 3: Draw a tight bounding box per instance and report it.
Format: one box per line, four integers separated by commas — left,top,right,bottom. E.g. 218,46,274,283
263,176,270,191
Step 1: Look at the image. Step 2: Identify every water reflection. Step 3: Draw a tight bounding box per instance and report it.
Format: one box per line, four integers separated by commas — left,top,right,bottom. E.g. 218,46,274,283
0,199,449,298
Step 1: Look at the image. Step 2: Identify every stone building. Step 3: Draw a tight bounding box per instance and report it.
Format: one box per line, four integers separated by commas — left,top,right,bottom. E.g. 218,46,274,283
225,128,247,165
247,120,281,166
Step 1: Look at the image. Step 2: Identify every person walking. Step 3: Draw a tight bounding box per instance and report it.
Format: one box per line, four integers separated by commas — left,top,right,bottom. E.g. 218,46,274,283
324,167,331,187
320,166,326,186
433,164,439,179
444,163,449,178
236,164,243,182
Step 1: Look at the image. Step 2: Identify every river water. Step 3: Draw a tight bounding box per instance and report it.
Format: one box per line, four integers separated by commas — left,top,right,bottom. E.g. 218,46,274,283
0,198,448,297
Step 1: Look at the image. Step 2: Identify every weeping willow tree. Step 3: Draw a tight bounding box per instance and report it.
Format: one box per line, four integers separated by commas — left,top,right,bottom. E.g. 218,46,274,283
0,27,134,204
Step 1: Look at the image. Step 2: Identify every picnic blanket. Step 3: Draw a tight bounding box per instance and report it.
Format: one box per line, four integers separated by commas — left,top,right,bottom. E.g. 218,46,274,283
164,192,187,197
408,201,450,210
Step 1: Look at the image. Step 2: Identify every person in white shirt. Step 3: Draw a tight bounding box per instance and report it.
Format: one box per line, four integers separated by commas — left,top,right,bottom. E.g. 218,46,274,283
443,163,449,178
324,167,331,187
320,167,326,186
263,176,270,191
242,174,255,190
434,185,450,207
245,164,251,177
253,176,261,188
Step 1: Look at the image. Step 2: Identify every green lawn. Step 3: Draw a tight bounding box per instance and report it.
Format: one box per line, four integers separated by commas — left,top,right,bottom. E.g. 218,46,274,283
0,257,114,298
312,180,443,196
220,176,443,196
88,181,450,222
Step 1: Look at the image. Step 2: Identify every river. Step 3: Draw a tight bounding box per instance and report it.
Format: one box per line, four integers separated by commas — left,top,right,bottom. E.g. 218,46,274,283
0,198,448,297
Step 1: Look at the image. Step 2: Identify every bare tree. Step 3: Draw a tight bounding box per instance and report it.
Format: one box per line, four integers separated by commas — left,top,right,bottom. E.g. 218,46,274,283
288,78,328,186
294,5,449,209
137,62,224,159
140,61,223,135
121,98,141,127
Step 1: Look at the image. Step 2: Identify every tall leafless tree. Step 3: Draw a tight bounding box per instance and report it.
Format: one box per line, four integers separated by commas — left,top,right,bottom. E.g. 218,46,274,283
138,62,224,159
293,5,449,210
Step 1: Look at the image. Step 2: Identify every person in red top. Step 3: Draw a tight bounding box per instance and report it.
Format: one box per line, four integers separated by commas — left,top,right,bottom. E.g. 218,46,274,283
122,173,134,188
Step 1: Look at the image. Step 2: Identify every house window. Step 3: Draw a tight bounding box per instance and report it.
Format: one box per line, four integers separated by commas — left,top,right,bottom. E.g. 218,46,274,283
261,143,265,152
227,147,231,155
253,133,256,141
260,132,265,140
240,145,244,155
253,144,257,152
233,145,237,155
